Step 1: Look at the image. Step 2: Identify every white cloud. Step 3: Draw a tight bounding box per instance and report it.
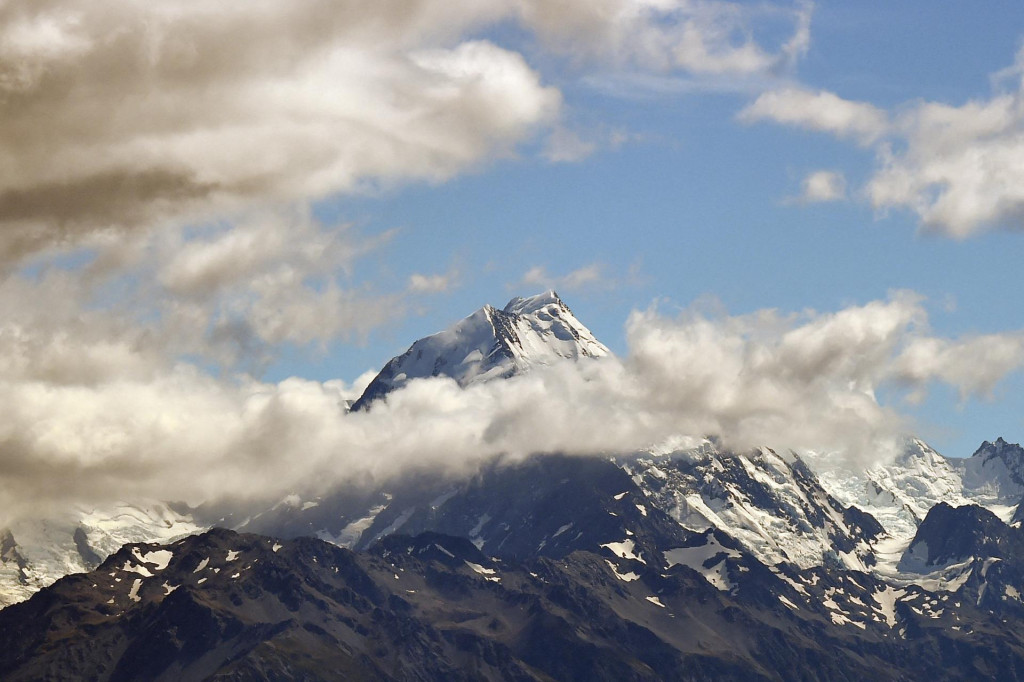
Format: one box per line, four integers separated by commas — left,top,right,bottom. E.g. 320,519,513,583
868,88,1024,237
739,87,889,145
794,170,846,203
746,48,1024,237
519,0,812,76
0,2,560,261
519,263,612,292
408,269,460,294
543,126,599,163
892,333,1024,402
4,292,1024,522
0,0,815,264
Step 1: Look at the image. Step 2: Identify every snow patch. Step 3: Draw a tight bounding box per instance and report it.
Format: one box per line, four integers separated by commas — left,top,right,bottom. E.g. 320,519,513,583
600,538,645,564
464,561,495,575
605,560,640,582
552,522,573,538
128,578,142,602
133,548,173,571
122,560,153,577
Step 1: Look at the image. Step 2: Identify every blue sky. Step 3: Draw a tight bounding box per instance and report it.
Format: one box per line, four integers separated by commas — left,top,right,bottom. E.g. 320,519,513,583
274,2,1024,457
5,0,1024,513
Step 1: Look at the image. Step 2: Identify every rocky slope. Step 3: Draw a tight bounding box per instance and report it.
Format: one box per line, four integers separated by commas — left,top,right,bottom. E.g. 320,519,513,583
5,526,1024,681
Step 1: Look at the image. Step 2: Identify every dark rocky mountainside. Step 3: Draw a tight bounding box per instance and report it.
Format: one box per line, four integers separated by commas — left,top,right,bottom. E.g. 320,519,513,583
6,519,1024,681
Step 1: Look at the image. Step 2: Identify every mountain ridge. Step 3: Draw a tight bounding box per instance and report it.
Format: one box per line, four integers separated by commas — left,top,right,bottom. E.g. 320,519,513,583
350,290,608,411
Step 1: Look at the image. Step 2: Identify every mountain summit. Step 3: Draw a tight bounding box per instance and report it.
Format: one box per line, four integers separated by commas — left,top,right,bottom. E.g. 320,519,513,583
351,291,608,410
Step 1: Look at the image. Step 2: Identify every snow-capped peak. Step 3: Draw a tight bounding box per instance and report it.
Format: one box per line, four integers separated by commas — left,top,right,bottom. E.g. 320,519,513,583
502,289,564,316
351,292,609,410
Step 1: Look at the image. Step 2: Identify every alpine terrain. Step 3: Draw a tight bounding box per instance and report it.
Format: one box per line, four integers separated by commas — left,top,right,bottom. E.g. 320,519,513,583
4,292,1024,680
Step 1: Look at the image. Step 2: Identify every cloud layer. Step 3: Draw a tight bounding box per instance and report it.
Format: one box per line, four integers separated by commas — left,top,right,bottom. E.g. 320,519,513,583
0,1,564,260
739,87,888,145
4,292,1023,522
0,0,814,263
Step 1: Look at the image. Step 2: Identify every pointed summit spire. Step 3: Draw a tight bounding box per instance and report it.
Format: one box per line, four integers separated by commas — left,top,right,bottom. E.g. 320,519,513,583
350,292,607,411
502,290,564,316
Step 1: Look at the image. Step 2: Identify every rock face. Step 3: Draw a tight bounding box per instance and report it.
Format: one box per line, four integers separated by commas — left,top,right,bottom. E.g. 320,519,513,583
6,526,1024,681
350,291,608,411
624,444,885,571
898,502,1024,573
956,437,1024,506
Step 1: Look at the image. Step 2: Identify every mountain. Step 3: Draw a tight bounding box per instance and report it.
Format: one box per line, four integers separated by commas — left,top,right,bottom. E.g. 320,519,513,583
7,527,1024,681
956,438,1024,508
622,443,885,571
810,438,1024,563
350,291,608,411
2,291,1024,633
0,503,202,609
894,501,1024,615
898,502,1024,573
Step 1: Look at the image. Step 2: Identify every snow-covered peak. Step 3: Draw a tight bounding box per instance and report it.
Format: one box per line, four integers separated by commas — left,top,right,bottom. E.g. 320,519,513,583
955,437,1024,507
502,290,563,316
971,437,1022,460
626,445,883,571
351,292,609,410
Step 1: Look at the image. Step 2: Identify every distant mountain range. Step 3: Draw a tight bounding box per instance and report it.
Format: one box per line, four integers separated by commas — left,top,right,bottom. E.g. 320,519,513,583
3,292,1024,679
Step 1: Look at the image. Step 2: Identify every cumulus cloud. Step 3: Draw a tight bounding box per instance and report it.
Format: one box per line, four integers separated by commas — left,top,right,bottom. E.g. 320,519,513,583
793,170,847,203
0,1,561,261
0,207,408,386
867,80,1024,237
738,87,889,145
4,292,1024,522
745,47,1024,237
0,0,815,264
892,334,1024,403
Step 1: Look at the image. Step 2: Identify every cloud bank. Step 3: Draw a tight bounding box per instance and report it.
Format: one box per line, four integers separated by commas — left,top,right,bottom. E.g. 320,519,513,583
0,0,813,263
4,292,1024,523
0,1,561,260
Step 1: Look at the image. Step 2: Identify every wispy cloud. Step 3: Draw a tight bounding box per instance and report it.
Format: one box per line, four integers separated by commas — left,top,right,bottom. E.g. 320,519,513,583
518,263,613,293
738,87,889,145
791,170,847,203
408,268,460,294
